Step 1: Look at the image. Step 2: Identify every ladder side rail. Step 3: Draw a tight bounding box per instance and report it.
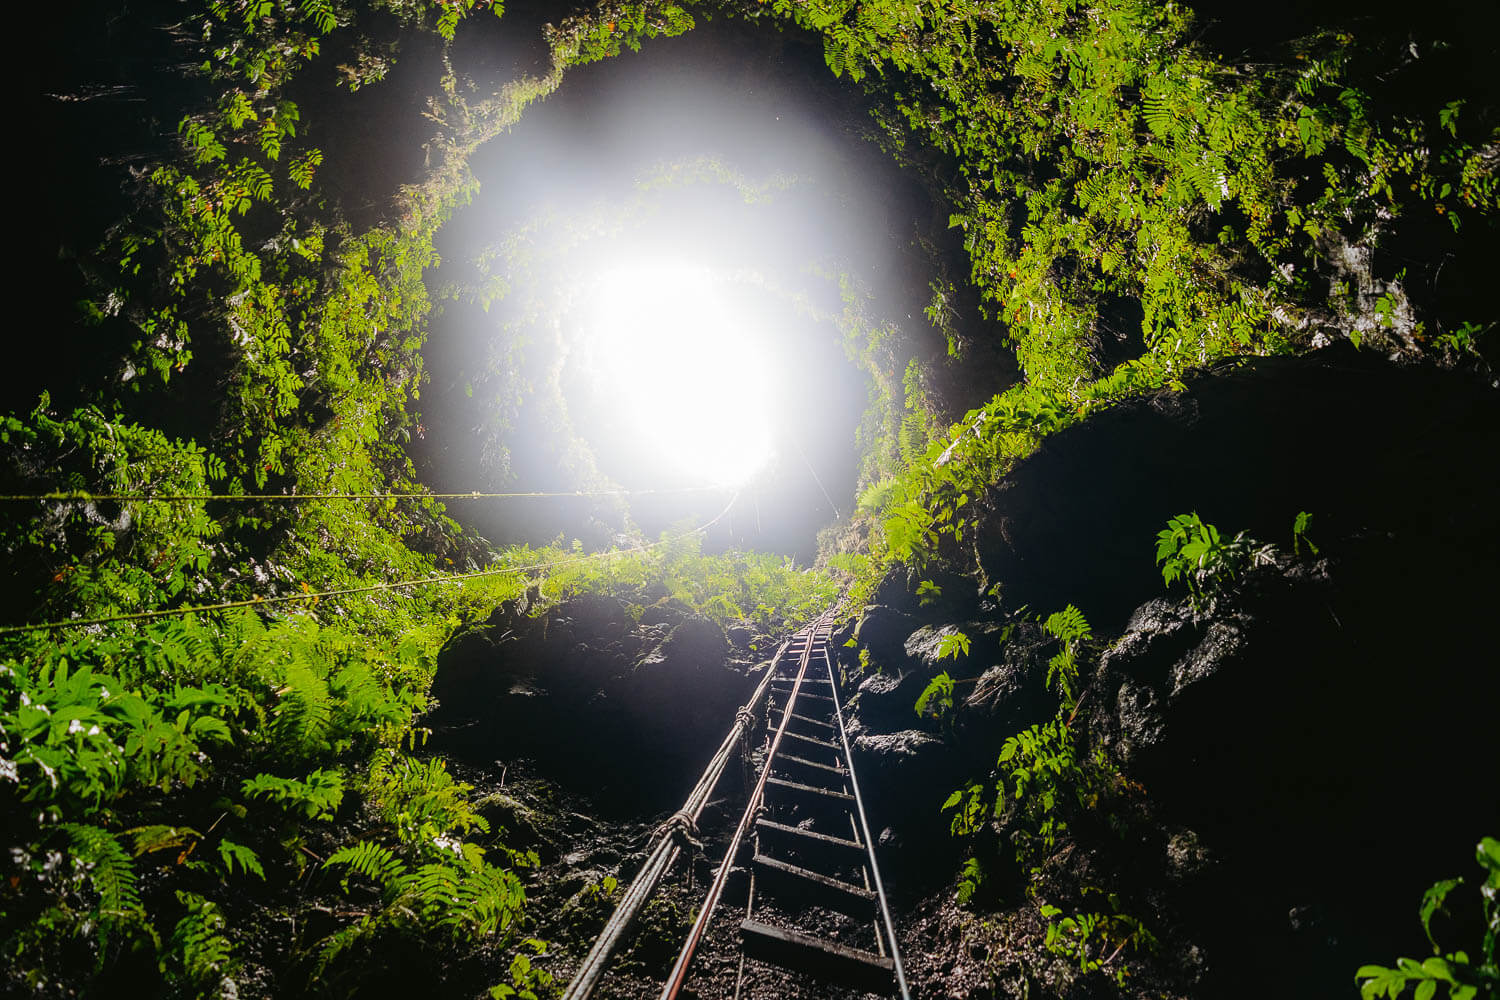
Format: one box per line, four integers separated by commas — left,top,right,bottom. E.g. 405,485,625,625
828,652,914,1000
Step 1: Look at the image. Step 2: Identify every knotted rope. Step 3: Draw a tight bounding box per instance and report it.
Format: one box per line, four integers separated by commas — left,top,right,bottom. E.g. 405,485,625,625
652,810,703,852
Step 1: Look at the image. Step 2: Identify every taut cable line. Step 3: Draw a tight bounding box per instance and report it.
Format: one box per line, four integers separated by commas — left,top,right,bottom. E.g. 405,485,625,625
0,486,730,504
0,493,740,638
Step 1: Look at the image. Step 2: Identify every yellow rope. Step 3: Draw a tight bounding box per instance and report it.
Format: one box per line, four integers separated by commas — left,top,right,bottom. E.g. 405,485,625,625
0,494,739,637
0,486,728,503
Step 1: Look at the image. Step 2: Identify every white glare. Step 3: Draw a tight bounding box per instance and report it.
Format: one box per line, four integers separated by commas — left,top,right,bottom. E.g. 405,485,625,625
587,263,774,485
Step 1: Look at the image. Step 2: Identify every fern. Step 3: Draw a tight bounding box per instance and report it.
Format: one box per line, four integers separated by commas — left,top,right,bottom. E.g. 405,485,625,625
216,839,265,880
241,769,344,820
270,659,333,758
432,861,526,938
936,630,971,661
915,670,956,723
127,824,199,857
59,823,142,948
366,750,489,852
1043,606,1091,646
1044,605,1092,709
326,839,406,891
1142,93,1176,141
955,857,984,905
165,891,235,994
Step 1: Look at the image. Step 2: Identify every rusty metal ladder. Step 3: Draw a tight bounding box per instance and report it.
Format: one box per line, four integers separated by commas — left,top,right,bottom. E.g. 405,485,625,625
659,617,912,999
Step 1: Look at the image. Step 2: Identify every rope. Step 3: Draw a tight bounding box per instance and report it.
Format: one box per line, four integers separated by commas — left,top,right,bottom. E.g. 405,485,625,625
790,437,842,519
0,493,739,638
651,811,703,852
0,486,729,503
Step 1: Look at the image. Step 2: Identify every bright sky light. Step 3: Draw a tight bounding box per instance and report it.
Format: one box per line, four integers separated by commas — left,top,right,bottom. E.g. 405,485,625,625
585,262,774,485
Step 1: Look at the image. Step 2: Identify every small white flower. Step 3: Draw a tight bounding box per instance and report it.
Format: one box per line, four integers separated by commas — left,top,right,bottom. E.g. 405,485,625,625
67,719,84,735
87,725,101,737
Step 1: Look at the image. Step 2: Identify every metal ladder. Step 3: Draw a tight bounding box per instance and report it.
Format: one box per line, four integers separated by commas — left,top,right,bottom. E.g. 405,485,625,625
659,617,912,999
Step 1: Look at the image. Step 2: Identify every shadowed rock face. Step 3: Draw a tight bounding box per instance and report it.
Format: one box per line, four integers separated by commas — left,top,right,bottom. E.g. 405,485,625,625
425,596,752,815
971,344,1500,632
839,348,1500,996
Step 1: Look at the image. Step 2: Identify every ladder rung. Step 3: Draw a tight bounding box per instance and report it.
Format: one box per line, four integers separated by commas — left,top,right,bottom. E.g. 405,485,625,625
752,854,875,918
771,728,840,751
756,817,865,860
739,919,893,992
771,691,835,707
772,752,846,780
765,775,854,805
774,711,834,731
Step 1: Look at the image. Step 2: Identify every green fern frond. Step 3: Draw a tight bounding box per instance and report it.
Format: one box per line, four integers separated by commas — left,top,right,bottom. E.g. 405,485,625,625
60,823,142,919
314,914,379,976
1142,94,1176,141
242,768,344,820
326,839,406,892
216,839,265,880
449,862,525,938
166,891,235,993
126,824,199,857
271,660,332,756
1043,605,1092,645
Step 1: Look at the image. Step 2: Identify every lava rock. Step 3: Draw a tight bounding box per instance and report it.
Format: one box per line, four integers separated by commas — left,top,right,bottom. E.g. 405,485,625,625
956,626,1053,739
853,604,916,666
427,604,749,814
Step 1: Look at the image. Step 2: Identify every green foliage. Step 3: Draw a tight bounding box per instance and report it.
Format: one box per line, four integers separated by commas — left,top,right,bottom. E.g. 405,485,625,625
942,716,1105,870
366,749,491,854
1155,512,1271,609
955,857,984,906
242,769,345,820
6,0,1495,994
536,528,836,634
163,892,236,995
1043,605,1091,711
783,0,1498,608
321,836,529,964
1040,896,1158,982
58,823,144,945
1292,510,1320,557
216,839,265,880
915,579,942,607
914,670,955,724
937,630,972,662
1356,836,1500,1000
490,939,554,1000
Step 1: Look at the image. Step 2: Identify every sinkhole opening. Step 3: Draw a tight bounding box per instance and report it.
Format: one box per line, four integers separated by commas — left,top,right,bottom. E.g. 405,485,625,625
577,261,775,487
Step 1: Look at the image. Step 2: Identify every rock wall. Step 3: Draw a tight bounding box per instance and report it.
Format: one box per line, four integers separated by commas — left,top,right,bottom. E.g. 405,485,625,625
426,593,761,815
839,347,1500,997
